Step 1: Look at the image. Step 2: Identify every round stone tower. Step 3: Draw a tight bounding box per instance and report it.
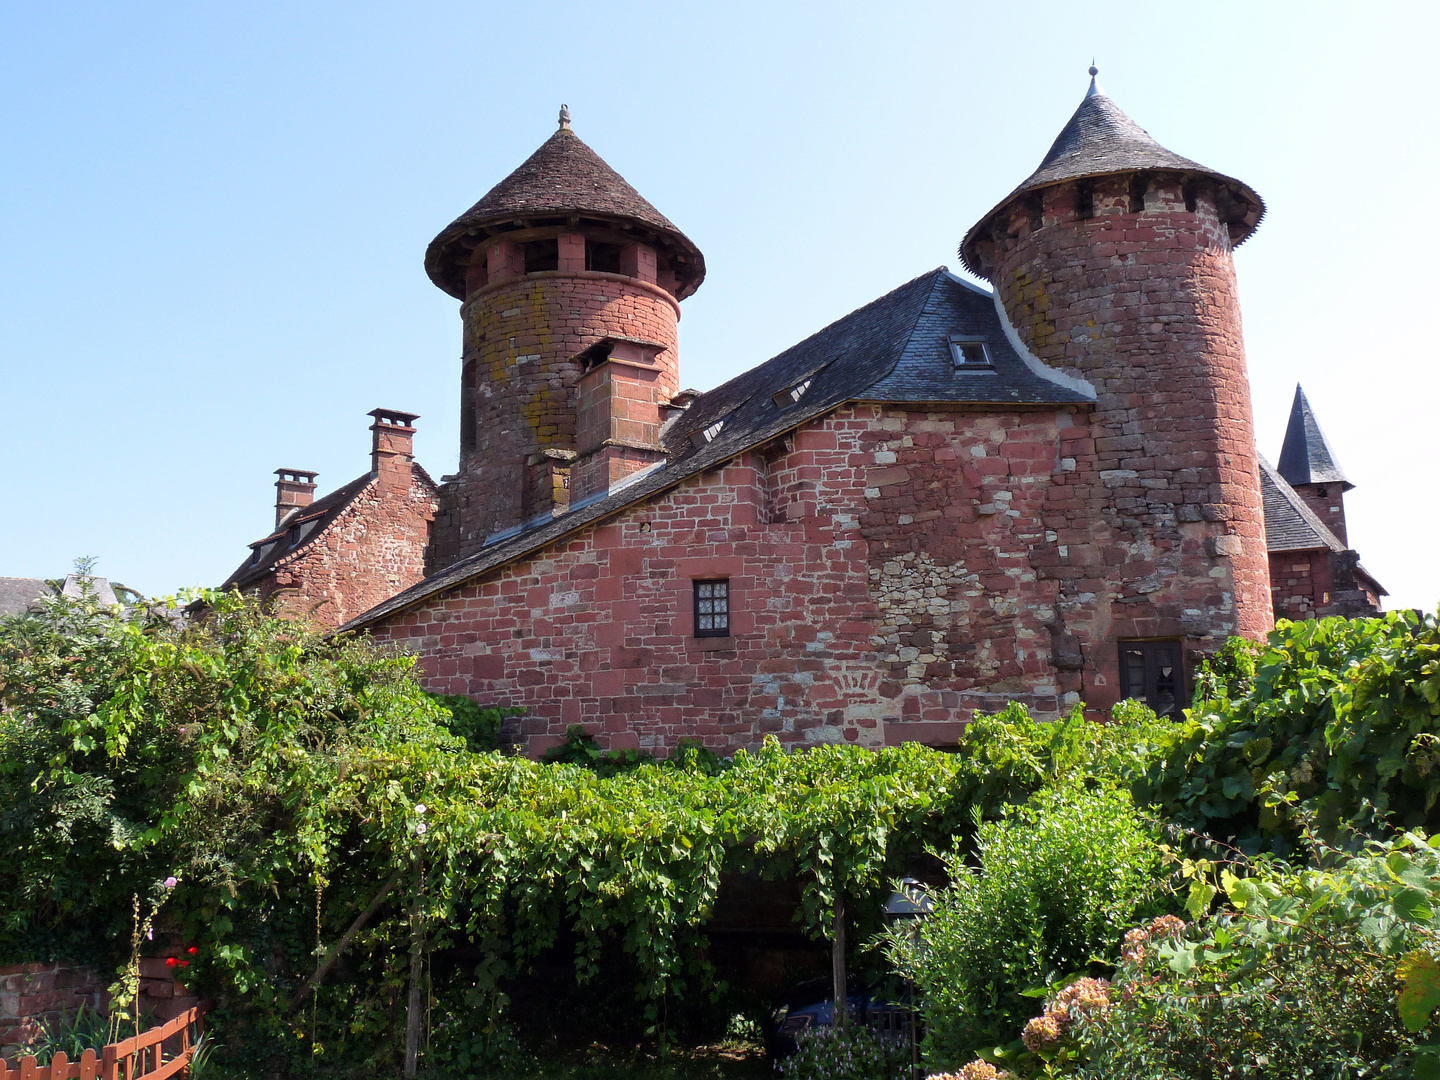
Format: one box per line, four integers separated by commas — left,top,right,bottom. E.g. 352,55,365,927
960,69,1272,689
425,106,705,570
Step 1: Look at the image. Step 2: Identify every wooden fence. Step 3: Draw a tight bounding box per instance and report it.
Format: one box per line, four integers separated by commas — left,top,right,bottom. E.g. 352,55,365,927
0,1006,203,1080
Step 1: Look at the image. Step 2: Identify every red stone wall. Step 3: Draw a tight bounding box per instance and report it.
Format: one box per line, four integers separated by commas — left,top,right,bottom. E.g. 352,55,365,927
1290,483,1349,546
372,404,1094,754
1269,549,1333,622
980,174,1273,682
1269,548,1382,622
0,963,102,1053
1,954,200,1054
254,473,436,630
432,270,681,570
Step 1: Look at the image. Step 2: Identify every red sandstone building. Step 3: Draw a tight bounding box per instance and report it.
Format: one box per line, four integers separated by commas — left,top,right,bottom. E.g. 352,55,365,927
225,75,1383,754
221,410,437,630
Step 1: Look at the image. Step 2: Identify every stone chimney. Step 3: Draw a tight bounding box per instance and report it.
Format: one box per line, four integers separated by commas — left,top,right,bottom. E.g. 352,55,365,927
274,469,318,527
572,338,668,503
369,409,420,492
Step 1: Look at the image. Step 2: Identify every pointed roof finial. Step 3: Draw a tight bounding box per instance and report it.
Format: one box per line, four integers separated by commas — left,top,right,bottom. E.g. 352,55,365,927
558,104,571,131
1085,61,1102,99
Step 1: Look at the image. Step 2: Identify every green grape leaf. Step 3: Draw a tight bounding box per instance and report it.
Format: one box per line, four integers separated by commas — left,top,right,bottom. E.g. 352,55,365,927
1397,950,1440,1032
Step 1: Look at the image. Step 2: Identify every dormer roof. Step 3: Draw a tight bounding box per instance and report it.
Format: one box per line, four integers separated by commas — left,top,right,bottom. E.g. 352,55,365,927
425,120,705,300
1277,384,1352,490
961,71,1264,275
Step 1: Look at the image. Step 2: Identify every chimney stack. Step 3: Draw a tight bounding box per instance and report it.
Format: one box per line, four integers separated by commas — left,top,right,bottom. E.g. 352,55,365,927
369,409,420,491
274,469,318,527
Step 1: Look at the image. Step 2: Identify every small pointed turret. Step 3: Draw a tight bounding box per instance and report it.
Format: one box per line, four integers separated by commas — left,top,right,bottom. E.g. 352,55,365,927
1277,385,1353,545
1277,385,1351,489
961,70,1265,274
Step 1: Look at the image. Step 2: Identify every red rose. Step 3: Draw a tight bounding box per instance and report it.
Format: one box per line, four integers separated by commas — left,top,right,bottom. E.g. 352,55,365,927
165,957,178,968
178,960,190,968
187,946,198,955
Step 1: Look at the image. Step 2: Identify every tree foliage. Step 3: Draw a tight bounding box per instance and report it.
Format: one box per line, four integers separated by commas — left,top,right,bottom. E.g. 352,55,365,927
1141,611,1440,853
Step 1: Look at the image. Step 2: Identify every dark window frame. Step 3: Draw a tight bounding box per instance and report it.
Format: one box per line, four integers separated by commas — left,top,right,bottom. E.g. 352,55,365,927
949,335,995,370
1118,639,1185,718
693,578,731,638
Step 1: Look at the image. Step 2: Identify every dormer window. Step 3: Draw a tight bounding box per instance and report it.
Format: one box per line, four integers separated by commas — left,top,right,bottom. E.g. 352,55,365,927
950,336,994,370
288,520,318,549
689,418,727,448
772,377,813,409
250,541,276,566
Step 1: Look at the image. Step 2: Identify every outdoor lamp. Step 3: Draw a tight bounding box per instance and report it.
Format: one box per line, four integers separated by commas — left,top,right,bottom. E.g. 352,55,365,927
883,878,932,1080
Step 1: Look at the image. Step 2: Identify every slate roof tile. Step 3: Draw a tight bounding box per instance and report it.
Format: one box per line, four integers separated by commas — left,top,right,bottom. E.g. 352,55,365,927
426,127,704,300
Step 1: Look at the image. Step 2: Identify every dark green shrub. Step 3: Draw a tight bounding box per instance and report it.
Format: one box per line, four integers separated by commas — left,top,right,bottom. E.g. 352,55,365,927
428,692,517,753
883,785,1165,1069
779,1023,910,1080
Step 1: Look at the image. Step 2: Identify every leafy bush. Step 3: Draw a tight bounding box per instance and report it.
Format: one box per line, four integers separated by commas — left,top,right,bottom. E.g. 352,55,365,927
1141,610,1440,853
429,692,517,753
1076,830,1440,1079
884,785,1165,1068
778,1023,910,1080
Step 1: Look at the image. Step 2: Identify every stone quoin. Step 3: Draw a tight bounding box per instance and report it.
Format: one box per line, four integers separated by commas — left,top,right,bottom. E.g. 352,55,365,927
222,79,1385,754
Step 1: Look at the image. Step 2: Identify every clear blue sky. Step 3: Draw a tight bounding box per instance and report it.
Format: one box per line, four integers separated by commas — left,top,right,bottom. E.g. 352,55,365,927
3,1,1436,612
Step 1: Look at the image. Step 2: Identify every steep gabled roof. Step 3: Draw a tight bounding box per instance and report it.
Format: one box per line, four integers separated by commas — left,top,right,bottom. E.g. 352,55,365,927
425,124,705,300
961,73,1264,275
222,464,439,591
1277,384,1351,489
341,268,1092,632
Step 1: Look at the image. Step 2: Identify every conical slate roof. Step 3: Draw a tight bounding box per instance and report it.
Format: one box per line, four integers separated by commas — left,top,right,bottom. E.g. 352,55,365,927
425,117,705,300
961,72,1264,276
1277,384,1352,489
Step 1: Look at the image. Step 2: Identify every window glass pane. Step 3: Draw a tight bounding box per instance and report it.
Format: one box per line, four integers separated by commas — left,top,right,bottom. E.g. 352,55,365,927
695,579,731,637
1122,648,1147,702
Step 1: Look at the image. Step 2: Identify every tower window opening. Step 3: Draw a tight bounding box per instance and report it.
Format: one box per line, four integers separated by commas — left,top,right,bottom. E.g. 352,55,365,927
521,239,559,273
950,336,994,370
1118,639,1184,718
693,579,730,637
1026,193,1044,232
1128,175,1148,213
1075,181,1095,221
1183,184,1199,213
586,240,622,274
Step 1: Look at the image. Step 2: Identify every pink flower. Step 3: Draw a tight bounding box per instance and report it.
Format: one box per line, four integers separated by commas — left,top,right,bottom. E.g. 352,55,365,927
164,876,178,889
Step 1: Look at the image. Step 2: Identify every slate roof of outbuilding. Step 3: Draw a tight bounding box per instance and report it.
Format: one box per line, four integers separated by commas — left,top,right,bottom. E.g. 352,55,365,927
1277,384,1351,489
222,465,438,591
961,78,1264,275
340,268,1093,632
425,126,705,300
